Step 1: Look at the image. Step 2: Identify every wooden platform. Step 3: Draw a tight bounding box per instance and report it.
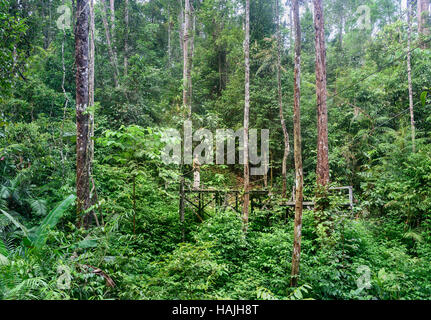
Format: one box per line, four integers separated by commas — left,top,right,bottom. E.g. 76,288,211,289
179,181,354,227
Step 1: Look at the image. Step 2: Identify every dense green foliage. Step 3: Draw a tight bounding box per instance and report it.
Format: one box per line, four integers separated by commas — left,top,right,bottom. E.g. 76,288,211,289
1,0,431,300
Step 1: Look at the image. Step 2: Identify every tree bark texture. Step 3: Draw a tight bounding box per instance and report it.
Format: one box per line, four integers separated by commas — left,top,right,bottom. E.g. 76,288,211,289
75,0,91,228
407,0,416,152
276,0,290,198
243,0,250,232
290,0,304,288
313,0,330,188
101,0,119,87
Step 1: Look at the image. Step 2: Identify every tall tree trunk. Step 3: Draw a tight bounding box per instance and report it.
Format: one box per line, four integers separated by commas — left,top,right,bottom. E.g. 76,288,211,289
60,0,70,181
314,0,330,190
289,1,293,51
124,0,129,76
407,0,416,152
418,0,430,48
42,0,49,49
178,0,184,54
183,0,192,119
276,0,290,198
189,9,195,106
101,0,119,87
243,0,250,232
89,0,95,171
75,0,91,228
88,0,97,222
290,0,303,288
110,0,117,61
110,0,115,39
168,5,172,67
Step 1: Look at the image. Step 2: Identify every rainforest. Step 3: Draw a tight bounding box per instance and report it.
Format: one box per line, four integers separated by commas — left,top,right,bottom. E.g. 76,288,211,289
0,0,431,301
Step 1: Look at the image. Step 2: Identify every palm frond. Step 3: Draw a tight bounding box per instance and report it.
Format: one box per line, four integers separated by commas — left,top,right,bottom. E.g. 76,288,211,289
0,209,29,237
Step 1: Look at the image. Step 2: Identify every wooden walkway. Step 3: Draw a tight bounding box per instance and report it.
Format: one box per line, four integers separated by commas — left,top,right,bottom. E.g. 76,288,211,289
179,179,354,223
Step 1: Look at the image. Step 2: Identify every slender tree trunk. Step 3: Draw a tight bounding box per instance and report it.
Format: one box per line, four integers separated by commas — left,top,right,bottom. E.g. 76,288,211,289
243,0,250,232
75,0,91,228
101,0,119,87
42,0,49,49
87,0,97,223
183,0,192,119
289,1,293,51
407,0,416,152
218,51,222,91
124,0,129,76
276,0,290,198
48,0,53,48
418,0,430,48
110,0,115,36
314,0,330,190
89,0,95,172
60,0,70,181
110,0,118,62
290,0,303,288
189,9,195,106
168,5,172,67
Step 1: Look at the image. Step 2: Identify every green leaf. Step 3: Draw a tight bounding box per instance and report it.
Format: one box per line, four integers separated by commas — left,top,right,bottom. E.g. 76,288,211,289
30,194,75,248
0,238,8,257
29,199,47,216
0,208,29,237
75,238,98,249
421,91,428,107
0,253,9,265
293,288,303,300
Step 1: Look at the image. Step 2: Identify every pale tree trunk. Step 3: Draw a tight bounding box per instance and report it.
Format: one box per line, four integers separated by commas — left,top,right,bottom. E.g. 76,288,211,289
290,0,303,288
183,0,192,119
110,0,115,40
101,0,119,87
88,0,98,225
60,0,70,180
243,0,250,232
418,0,430,48
75,0,91,228
407,0,416,152
276,0,290,198
110,0,118,63
189,9,195,106
124,0,129,76
168,5,172,67
313,0,330,191
89,0,95,171
289,1,293,51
